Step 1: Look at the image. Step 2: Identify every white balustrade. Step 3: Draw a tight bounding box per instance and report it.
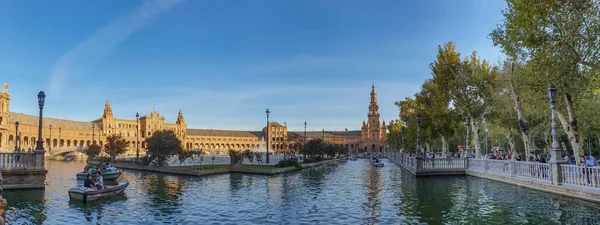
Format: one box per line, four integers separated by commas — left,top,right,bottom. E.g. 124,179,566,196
389,154,600,192
421,158,467,170
0,152,37,169
561,165,600,189
512,161,552,182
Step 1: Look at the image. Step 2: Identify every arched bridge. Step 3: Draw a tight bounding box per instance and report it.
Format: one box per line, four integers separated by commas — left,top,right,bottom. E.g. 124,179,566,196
48,147,87,159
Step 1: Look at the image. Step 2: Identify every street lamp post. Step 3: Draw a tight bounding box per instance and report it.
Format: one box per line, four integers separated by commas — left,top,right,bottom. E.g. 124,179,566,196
466,115,471,157
416,113,422,156
136,112,140,162
14,121,19,151
35,91,46,151
485,127,488,156
548,84,564,162
548,84,565,185
304,121,307,159
266,108,270,164
49,124,52,151
59,127,62,148
92,123,95,144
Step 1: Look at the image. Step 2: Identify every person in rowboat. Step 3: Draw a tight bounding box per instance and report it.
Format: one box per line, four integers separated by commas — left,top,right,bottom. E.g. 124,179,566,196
83,174,94,188
94,171,104,190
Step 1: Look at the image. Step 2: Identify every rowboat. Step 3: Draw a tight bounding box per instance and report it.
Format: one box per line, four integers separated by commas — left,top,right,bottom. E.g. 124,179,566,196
371,162,384,167
68,181,129,202
76,167,121,181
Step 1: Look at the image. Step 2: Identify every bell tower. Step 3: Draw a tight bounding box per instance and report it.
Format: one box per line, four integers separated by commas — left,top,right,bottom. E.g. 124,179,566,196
176,109,187,148
367,82,381,141
0,82,10,149
102,100,115,135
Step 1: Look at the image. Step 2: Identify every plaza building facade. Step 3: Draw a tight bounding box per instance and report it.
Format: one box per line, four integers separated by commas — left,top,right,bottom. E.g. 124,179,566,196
0,83,387,156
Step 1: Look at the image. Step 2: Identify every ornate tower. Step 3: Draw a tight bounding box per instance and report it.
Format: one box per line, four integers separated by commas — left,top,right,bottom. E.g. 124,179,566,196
0,82,10,149
101,100,115,135
176,110,187,142
367,83,381,141
361,120,368,140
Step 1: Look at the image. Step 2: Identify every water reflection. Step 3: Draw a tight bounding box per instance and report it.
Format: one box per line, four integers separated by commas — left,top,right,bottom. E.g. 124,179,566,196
3,159,600,224
68,197,124,223
363,166,382,224
3,189,46,224
142,174,186,220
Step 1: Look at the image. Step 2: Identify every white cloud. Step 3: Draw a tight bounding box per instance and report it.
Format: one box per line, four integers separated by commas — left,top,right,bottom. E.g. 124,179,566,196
49,0,184,97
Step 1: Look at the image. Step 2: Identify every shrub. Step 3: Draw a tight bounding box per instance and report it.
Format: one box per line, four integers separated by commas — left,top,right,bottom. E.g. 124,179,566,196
303,156,324,164
85,144,102,157
274,159,301,169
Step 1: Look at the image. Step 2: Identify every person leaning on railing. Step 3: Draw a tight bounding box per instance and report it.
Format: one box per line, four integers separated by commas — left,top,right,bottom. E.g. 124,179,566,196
583,154,599,167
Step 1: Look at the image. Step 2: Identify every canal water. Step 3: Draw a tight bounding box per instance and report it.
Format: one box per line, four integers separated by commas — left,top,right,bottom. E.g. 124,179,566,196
3,159,600,224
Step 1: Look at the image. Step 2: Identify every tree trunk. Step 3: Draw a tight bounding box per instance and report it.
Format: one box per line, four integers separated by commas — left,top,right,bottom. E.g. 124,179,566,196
508,65,533,160
472,120,481,158
507,135,515,153
441,135,448,157
556,93,583,162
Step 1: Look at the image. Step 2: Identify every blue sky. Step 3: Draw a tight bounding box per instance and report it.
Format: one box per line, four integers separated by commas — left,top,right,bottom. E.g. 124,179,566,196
0,0,506,131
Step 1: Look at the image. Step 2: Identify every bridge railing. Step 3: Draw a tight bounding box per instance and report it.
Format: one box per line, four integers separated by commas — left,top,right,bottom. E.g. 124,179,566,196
0,152,37,169
0,151,45,170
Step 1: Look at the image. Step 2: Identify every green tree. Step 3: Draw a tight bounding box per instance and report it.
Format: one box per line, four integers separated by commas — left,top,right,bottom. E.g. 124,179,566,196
395,96,422,152
85,144,102,158
243,149,254,165
103,134,128,161
305,139,326,158
433,42,499,158
146,130,183,166
228,149,243,167
178,150,193,166
491,0,600,160
324,144,336,159
386,120,404,151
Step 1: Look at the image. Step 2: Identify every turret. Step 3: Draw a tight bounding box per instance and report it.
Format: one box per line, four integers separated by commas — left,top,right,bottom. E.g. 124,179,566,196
103,100,114,119
175,109,187,140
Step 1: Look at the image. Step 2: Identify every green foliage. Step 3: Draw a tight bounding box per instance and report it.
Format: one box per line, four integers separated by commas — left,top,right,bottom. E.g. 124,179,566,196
304,139,326,158
386,120,404,150
86,144,102,157
178,150,194,166
103,135,128,160
243,149,254,165
490,0,600,158
274,159,301,169
146,130,183,166
228,149,243,165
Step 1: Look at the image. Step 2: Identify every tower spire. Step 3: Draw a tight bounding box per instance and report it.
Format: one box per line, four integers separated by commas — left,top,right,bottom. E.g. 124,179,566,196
103,100,113,118
369,83,379,115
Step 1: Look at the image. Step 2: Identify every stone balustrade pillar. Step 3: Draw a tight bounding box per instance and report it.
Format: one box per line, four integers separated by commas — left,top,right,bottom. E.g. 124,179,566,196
550,162,565,185
0,169,7,222
416,156,423,171
34,150,45,169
